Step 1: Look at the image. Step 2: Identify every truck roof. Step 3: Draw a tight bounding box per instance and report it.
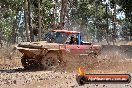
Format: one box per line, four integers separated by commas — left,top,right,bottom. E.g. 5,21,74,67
50,29,80,34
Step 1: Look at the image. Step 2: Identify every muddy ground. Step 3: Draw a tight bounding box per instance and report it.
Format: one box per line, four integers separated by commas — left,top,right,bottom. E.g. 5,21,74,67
0,45,132,88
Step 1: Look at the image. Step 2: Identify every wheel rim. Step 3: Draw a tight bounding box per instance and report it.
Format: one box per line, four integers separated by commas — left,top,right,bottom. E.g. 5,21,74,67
45,57,57,67
41,56,59,69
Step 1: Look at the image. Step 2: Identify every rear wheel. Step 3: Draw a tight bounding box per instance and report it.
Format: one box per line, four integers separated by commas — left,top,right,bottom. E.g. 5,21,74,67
41,52,60,70
21,56,30,69
21,56,40,70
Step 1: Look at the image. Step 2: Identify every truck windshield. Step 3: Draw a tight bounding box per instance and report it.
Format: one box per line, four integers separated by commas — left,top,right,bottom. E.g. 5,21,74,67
44,31,68,44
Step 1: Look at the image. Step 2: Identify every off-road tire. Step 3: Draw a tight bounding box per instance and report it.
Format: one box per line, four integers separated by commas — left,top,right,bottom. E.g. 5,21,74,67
21,56,30,69
21,56,40,70
41,51,60,70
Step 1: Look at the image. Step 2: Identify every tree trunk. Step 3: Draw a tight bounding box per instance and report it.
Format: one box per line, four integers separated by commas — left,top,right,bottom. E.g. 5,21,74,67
60,0,67,29
0,32,2,47
105,3,110,45
38,0,41,41
112,3,116,45
28,0,34,42
53,3,56,29
24,0,30,42
130,28,132,41
11,19,17,44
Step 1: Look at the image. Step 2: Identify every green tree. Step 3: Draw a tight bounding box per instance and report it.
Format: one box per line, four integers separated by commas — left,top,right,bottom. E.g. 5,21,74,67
0,0,23,43
118,0,132,40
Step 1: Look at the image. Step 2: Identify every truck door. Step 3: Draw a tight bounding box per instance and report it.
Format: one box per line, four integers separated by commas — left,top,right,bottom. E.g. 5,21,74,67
64,44,92,55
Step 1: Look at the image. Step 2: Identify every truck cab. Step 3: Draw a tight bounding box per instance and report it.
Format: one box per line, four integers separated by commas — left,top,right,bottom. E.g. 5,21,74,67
44,30,101,55
44,30,91,45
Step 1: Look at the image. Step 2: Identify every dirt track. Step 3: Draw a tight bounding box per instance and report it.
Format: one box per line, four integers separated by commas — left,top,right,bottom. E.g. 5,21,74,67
0,45,132,88
0,66,132,88
0,61,132,88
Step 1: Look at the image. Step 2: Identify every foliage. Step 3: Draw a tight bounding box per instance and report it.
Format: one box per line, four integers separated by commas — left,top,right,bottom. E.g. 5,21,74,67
115,0,132,40
0,0,131,44
0,0,23,42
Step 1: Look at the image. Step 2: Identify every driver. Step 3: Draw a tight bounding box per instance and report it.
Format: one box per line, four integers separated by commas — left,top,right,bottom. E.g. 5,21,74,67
69,35,78,44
